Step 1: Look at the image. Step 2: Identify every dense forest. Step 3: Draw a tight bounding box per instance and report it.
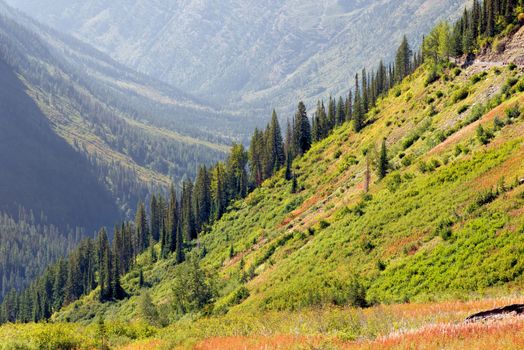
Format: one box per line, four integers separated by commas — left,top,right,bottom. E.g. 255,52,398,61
1,0,523,325
0,209,82,301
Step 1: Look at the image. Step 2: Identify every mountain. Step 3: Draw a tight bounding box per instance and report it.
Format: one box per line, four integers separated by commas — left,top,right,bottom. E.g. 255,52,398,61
5,0,469,113
1,1,523,349
0,52,119,230
4,12,523,347
0,2,243,223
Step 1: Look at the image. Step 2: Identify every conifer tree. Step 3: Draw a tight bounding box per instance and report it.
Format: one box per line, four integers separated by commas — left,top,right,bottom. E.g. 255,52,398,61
345,91,353,122
249,129,265,186
293,101,311,156
378,139,389,180
353,74,364,132
96,228,112,301
226,144,248,199
267,110,285,173
336,96,346,125
150,194,161,242
181,180,196,242
193,166,211,232
395,35,411,83
285,151,293,181
212,163,226,220
134,202,148,255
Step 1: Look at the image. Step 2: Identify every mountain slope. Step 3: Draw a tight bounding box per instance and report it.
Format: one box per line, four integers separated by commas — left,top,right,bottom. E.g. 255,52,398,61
51,39,524,335
5,0,469,113
0,58,119,230
0,4,237,220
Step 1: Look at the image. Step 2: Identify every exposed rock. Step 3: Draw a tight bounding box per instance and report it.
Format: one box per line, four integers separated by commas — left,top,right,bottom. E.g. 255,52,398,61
465,304,524,322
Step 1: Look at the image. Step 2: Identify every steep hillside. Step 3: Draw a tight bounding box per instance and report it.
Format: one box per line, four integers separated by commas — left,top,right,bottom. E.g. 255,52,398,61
0,6,234,219
0,58,119,230
5,0,469,113
47,53,524,348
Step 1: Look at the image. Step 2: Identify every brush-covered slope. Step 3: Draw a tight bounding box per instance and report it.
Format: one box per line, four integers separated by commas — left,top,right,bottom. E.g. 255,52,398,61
54,54,524,330
5,0,468,113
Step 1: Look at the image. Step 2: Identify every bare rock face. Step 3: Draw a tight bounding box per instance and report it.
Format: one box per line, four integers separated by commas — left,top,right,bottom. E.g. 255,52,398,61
4,0,468,113
477,25,524,66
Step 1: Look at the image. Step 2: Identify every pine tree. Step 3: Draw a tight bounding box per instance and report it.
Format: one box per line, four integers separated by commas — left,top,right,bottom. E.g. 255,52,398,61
96,228,112,301
327,97,336,130
362,69,369,113
345,91,353,122
181,180,196,242
378,139,389,180
150,194,161,242
212,163,227,220
267,110,285,174
134,202,149,255
226,143,248,199
395,35,411,83
285,151,293,181
336,96,345,125
293,101,311,156
193,166,211,233
353,74,364,132
249,128,265,186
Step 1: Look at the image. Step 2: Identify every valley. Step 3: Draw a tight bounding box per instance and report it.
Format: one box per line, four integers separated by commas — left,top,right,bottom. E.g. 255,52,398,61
0,1,523,349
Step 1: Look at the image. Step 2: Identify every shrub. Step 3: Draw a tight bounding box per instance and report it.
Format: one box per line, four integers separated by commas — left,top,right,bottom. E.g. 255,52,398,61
319,220,330,229
505,104,521,119
476,124,493,145
434,218,454,241
470,71,487,84
457,104,469,114
519,13,524,24
464,104,485,125
435,90,444,98
425,69,440,86
508,62,517,71
386,173,402,192
394,88,401,97
347,277,367,308
468,188,497,213
493,116,504,130
452,87,469,103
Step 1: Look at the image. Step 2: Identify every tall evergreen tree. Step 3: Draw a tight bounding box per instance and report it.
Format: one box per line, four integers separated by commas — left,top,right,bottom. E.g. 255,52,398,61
336,96,346,125
96,228,112,301
150,194,161,242
377,139,389,180
134,202,148,255
181,180,196,242
395,35,411,83
193,166,211,233
293,101,311,156
353,74,364,133
267,110,285,173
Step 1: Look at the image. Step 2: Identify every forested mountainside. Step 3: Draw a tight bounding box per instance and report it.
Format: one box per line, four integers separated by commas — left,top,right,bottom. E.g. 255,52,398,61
0,58,119,230
1,1,524,349
0,3,236,222
5,0,469,113
0,1,234,305
0,210,82,301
